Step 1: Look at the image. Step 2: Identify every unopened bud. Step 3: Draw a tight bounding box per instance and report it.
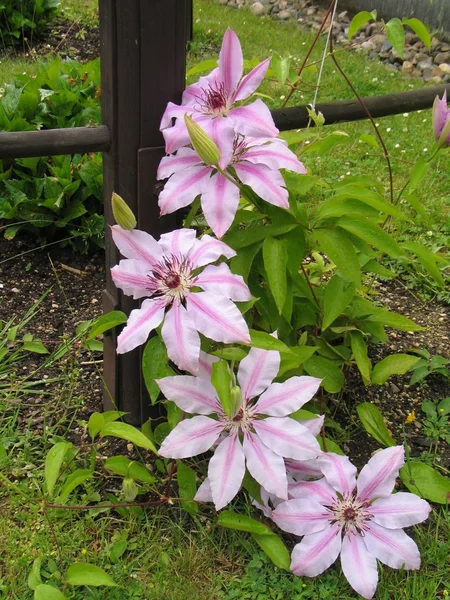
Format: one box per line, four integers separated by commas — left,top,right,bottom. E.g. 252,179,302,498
112,192,137,230
230,385,243,418
184,114,221,165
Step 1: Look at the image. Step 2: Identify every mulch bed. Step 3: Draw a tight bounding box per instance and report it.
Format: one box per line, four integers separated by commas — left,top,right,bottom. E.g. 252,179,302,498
0,233,449,469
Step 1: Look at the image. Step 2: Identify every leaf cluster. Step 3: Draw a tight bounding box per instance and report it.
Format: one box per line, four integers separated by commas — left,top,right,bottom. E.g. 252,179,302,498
0,0,60,47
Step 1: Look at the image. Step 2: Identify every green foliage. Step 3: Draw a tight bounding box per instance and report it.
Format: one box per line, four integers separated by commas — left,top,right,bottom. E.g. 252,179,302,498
400,460,450,504
357,402,396,447
0,58,104,251
0,0,60,46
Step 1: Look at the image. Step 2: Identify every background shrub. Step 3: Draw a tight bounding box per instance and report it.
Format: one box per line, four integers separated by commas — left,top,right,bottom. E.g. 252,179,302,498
0,0,60,47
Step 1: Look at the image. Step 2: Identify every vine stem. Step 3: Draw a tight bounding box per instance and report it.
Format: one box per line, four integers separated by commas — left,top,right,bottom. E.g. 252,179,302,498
45,497,170,510
300,262,320,309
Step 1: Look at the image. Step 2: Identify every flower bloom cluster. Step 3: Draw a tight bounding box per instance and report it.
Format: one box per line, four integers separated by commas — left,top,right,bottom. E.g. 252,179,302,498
109,28,432,600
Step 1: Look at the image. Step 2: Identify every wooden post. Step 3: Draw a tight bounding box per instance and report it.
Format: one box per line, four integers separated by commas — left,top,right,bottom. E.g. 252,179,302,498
99,0,188,425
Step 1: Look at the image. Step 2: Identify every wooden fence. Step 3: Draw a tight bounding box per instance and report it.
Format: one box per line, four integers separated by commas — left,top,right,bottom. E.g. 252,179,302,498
0,0,448,424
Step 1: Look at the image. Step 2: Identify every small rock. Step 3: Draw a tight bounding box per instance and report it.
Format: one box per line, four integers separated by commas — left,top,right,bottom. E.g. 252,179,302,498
91,298,99,305
11,287,19,293
439,63,450,74
402,60,414,73
422,67,434,81
250,1,266,15
277,9,292,19
434,51,450,65
417,57,433,70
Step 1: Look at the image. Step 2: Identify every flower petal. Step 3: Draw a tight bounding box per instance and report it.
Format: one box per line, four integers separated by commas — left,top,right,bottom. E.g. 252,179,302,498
160,102,189,130
237,346,280,402
194,477,213,503
432,91,448,140
111,259,151,299
158,166,210,216
243,140,306,174
255,376,321,416
161,303,201,374
287,478,336,506
272,498,330,536
155,375,220,415
234,58,270,102
243,432,287,499
111,225,163,266
218,28,243,97
187,291,251,344
116,299,165,354
157,147,201,180
162,119,192,154
230,99,279,138
318,453,357,497
159,415,223,459
363,522,421,570
370,492,431,529
209,435,246,510
198,351,220,379
195,263,252,301
285,458,324,482
341,532,378,600
290,525,342,577
201,172,240,238
253,417,321,460
235,161,289,209
298,414,324,437
159,228,197,258
200,117,235,169
357,446,405,501
187,234,236,268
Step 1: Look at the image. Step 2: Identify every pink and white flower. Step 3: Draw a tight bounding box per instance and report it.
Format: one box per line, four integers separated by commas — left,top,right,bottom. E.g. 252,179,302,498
160,29,277,154
158,133,306,238
110,226,251,374
158,346,322,510
432,90,450,148
272,447,431,600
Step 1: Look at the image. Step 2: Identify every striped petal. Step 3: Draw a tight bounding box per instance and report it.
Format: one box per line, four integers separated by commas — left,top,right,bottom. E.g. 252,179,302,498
155,375,220,415
160,102,189,130
254,417,320,460
237,346,280,402
201,172,240,238
218,28,243,97
272,498,329,536
198,351,220,379
158,166,210,216
363,522,421,570
234,58,270,102
194,477,213,503
159,228,197,258
195,263,252,301
341,532,378,600
290,525,342,577
370,492,431,529
157,147,201,180
187,234,236,268
318,452,357,497
162,119,192,154
255,376,321,416
287,478,336,506
235,161,289,209
116,299,165,354
356,446,405,501
159,415,223,459
243,432,287,499
285,458,324,482
111,259,150,299
209,435,246,510
186,291,251,344
111,225,163,266
243,140,306,174
230,99,278,138
161,303,200,375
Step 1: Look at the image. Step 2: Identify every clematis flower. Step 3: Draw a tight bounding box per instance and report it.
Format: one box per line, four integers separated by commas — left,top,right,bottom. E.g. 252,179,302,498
158,346,322,510
110,226,251,374
272,447,431,600
157,133,306,238
432,91,450,148
160,28,278,154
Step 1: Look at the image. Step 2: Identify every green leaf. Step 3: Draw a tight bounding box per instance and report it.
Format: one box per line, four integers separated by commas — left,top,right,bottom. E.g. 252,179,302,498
322,275,355,331
409,157,430,192
349,331,371,383
372,354,421,385
242,470,262,504
104,456,155,483
88,412,104,440
223,223,297,250
143,337,175,405
252,532,291,571
402,18,431,50
45,442,72,497
186,58,218,77
324,184,410,222
100,422,158,454
57,469,93,503
28,558,42,591
402,241,444,287
337,216,404,258
217,511,272,535
22,341,49,354
177,460,199,516
66,563,119,587
87,311,127,340
400,461,450,504
278,346,317,376
249,330,291,353
304,131,351,156
357,403,396,447
318,437,344,454
212,347,248,362
211,360,233,418
230,243,261,280
348,10,377,39
386,18,405,57
263,237,288,313
35,584,68,600
315,227,361,286
304,356,344,393
402,191,431,225
271,54,291,85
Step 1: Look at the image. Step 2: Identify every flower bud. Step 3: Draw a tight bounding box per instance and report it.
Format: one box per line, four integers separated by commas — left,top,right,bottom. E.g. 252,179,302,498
112,192,137,230
432,91,450,149
184,113,221,165
230,385,243,418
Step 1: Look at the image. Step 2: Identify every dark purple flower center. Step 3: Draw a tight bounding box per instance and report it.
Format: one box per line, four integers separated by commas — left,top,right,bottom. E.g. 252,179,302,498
196,81,231,117
165,272,182,289
146,254,195,305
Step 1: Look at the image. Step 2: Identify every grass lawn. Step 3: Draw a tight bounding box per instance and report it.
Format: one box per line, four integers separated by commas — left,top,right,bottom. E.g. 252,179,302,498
0,0,449,598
